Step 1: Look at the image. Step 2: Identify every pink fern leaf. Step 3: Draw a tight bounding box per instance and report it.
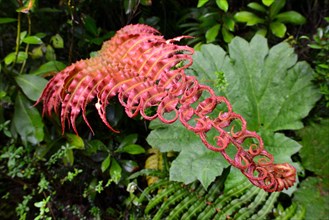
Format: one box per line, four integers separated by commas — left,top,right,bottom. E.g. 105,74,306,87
37,24,296,192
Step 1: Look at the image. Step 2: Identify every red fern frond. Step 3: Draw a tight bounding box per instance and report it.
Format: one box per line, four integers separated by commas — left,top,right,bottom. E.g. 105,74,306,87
37,24,296,192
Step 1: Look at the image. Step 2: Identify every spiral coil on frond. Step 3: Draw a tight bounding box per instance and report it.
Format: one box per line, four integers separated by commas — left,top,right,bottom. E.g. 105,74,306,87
37,24,296,192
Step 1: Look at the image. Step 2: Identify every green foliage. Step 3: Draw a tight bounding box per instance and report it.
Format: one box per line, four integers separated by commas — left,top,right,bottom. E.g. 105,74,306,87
234,0,306,38
147,120,229,189
0,0,327,219
293,177,329,220
136,169,301,219
306,17,329,108
180,0,235,47
298,119,329,176
148,34,317,190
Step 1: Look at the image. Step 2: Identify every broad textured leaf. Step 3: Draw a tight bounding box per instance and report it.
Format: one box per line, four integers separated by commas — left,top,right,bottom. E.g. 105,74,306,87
148,120,228,188
293,177,329,220
15,75,48,101
220,35,321,132
297,119,329,176
13,92,44,145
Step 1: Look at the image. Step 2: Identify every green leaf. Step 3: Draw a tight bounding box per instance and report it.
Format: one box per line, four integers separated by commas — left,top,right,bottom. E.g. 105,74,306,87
66,133,84,149
22,36,43,44
270,21,287,38
101,155,111,172
0,17,17,24
50,34,64,48
298,119,329,176
218,35,321,131
30,61,66,75
247,2,267,13
197,0,209,7
118,133,138,148
223,16,235,31
170,143,228,189
45,45,56,61
216,0,228,12
221,27,234,43
115,144,145,155
4,51,28,65
148,120,229,189
83,16,99,36
234,11,265,26
15,75,48,101
275,11,306,24
205,24,220,43
13,92,44,145
124,0,139,14
63,148,74,166
262,0,274,6
293,177,329,220
110,158,122,184
269,0,286,18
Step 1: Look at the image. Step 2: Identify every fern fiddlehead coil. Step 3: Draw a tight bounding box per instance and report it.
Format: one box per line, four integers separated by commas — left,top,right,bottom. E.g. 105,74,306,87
37,24,296,192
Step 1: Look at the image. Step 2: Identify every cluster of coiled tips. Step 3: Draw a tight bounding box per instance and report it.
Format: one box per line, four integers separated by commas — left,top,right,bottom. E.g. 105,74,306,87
37,24,296,192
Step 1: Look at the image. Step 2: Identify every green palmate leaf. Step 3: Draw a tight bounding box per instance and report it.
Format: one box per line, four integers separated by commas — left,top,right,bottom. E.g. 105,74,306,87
234,11,265,26
13,92,44,145
205,24,220,43
216,0,228,12
148,119,200,152
275,11,306,24
148,120,229,188
165,36,319,188
293,177,329,220
15,75,48,101
297,119,329,176
270,21,287,38
218,35,321,132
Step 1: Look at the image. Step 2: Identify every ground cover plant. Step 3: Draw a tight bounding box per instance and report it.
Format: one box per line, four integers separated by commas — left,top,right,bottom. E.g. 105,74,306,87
0,0,328,219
